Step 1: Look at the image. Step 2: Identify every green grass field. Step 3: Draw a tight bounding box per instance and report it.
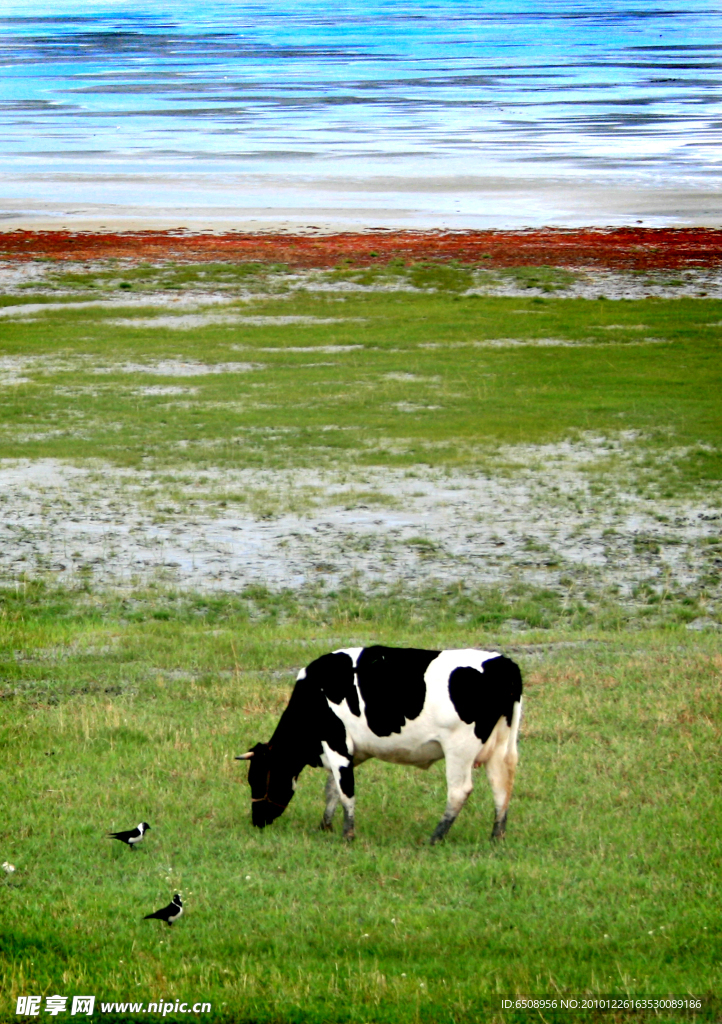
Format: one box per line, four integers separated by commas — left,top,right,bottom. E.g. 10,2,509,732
1,261,721,1023
1,260,720,492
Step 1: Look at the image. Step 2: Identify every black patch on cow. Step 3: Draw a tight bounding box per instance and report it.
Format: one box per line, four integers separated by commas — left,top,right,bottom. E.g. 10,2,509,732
355,645,439,737
448,655,523,744
306,651,360,717
254,656,353,814
339,764,355,798
273,670,345,769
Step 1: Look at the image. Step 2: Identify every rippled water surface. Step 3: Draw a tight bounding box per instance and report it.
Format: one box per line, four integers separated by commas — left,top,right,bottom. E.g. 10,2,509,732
1,0,721,226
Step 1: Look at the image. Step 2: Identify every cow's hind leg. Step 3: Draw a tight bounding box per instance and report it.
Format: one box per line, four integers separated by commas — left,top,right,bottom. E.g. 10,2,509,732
485,743,515,839
430,748,474,845
320,770,340,831
484,712,520,840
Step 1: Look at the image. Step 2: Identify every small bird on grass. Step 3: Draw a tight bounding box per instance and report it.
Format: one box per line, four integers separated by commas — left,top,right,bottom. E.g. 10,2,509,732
107,822,151,850
144,894,183,926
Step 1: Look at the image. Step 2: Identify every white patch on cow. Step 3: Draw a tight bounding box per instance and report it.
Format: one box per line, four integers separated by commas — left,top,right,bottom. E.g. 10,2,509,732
320,740,352,773
336,646,364,663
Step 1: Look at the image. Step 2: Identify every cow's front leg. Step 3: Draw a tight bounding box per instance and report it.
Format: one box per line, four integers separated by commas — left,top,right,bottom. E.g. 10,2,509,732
320,770,340,831
321,742,356,840
430,748,474,845
337,764,355,840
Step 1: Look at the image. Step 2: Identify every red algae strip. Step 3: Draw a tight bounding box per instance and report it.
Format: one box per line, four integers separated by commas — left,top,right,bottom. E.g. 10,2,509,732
0,227,721,271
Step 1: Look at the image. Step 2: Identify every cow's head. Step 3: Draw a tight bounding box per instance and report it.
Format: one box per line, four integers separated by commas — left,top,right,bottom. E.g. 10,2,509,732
236,742,296,828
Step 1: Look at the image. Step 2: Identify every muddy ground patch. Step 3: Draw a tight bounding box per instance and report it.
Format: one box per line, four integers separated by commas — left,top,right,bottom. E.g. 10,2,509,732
1,448,720,628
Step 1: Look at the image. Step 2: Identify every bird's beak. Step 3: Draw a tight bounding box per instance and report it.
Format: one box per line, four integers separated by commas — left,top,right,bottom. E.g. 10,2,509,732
236,752,254,760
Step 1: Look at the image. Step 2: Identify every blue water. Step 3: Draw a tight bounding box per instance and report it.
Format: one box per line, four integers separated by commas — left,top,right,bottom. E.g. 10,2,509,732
1,0,720,227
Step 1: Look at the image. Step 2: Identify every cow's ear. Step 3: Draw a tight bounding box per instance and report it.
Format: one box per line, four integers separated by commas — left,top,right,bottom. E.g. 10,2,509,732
236,751,254,760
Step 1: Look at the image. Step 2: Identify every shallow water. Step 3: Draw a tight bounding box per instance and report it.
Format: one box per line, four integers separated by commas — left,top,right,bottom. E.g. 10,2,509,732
1,1,721,227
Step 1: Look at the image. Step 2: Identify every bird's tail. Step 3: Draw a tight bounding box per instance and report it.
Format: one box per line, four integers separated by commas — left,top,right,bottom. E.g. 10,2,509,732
143,911,161,920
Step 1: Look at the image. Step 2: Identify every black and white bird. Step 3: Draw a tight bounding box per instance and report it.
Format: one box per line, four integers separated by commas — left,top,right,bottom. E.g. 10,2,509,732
107,822,151,850
144,894,183,926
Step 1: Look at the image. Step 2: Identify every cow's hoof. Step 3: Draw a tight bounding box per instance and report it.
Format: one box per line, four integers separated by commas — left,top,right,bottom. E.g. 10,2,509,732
319,820,333,832
342,830,355,842
491,813,507,840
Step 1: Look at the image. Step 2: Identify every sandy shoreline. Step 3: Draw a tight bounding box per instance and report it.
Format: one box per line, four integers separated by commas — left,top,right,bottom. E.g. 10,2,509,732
3,171,722,235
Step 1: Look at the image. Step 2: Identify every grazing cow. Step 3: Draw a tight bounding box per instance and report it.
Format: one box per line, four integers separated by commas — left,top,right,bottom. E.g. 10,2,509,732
238,646,523,843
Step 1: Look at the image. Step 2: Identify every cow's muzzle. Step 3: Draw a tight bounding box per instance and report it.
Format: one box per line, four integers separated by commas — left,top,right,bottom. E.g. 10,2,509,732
251,797,287,828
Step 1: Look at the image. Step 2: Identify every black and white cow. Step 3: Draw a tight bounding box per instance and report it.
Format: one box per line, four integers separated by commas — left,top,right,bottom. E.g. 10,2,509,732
237,645,522,844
